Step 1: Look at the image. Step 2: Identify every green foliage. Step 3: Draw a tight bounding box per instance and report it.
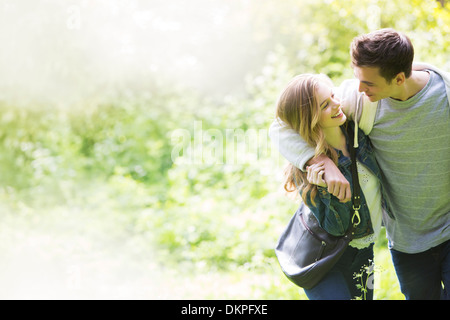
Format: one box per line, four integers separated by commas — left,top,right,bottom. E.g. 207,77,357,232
0,0,448,299
248,0,450,82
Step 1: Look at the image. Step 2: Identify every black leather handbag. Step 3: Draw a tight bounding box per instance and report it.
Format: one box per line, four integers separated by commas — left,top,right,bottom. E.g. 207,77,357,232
275,125,362,290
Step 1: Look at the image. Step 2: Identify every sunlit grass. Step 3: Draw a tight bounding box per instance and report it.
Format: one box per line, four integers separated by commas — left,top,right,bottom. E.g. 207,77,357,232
0,183,403,300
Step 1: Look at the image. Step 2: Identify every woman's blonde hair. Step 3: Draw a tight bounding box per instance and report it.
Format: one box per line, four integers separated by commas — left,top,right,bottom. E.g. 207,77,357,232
275,74,338,205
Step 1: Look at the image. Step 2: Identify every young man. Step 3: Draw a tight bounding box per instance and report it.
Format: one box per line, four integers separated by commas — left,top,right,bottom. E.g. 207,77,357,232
270,29,450,300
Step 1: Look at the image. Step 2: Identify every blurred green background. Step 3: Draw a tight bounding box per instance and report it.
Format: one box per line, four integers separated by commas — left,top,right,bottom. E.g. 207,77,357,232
0,0,448,299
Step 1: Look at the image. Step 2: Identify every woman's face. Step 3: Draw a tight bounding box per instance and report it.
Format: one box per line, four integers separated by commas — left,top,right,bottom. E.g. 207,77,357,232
316,82,347,129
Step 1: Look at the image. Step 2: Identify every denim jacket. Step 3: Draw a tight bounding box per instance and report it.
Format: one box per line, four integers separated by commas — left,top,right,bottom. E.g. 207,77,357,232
301,121,383,239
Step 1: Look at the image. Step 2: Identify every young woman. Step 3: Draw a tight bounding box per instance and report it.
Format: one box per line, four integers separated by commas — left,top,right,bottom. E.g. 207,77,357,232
275,74,383,300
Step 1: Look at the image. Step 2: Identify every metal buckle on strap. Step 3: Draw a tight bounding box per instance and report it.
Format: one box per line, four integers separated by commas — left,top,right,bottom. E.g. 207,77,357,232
352,207,361,227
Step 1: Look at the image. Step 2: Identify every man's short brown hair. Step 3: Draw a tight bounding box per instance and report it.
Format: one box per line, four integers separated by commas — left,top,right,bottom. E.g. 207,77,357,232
350,29,414,83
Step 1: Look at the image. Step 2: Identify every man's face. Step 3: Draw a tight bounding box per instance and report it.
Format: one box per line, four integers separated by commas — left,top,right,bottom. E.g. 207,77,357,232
353,66,396,102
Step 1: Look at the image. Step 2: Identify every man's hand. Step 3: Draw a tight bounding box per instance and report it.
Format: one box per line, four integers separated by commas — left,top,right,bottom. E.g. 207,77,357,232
306,154,351,202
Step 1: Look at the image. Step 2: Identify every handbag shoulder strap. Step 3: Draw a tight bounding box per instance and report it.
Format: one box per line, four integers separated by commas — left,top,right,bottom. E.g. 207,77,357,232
346,123,361,229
